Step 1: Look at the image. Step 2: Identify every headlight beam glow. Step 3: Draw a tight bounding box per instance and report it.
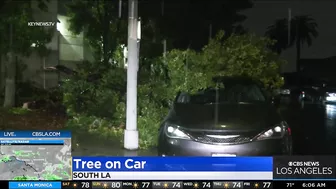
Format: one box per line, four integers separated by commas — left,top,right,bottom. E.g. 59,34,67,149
165,125,190,139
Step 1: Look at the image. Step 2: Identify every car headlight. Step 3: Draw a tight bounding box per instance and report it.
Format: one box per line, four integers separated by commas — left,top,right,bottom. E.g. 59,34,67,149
255,124,286,141
165,125,190,139
327,92,336,97
281,89,290,95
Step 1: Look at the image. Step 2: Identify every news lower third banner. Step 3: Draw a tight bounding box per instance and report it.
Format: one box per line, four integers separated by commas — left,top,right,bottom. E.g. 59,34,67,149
273,156,336,180
71,157,273,180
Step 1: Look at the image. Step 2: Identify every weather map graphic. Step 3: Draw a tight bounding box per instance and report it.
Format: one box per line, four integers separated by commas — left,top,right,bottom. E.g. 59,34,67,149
0,131,71,180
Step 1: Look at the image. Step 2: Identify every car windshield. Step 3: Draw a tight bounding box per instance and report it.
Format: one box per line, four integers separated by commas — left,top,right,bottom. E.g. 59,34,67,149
176,83,266,104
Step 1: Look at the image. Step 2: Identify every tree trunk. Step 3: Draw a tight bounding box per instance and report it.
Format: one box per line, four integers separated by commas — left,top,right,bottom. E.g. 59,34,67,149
102,29,108,65
296,38,301,72
3,24,15,108
43,57,46,89
0,32,2,93
3,53,16,107
102,0,109,65
0,55,3,93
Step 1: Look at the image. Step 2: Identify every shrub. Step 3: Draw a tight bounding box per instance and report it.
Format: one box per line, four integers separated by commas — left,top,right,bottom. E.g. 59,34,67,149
62,57,170,149
13,81,63,111
62,31,286,149
7,107,31,115
162,31,286,95
66,115,123,140
62,62,126,119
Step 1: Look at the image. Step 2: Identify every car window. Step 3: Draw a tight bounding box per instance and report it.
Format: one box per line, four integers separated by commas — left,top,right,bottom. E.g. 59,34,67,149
176,83,266,104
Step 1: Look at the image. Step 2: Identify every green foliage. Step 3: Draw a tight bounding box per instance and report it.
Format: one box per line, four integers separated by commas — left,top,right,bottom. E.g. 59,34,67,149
137,92,169,148
62,58,169,149
66,97,166,149
0,0,53,108
7,107,31,115
66,115,123,138
63,0,171,147
163,31,285,94
120,32,284,149
66,0,127,64
0,0,53,57
62,61,126,119
66,0,165,65
63,31,286,149
204,32,285,89
62,0,131,145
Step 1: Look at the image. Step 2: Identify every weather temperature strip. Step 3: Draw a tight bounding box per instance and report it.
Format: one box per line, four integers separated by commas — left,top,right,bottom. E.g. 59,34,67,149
59,181,273,189
57,180,336,189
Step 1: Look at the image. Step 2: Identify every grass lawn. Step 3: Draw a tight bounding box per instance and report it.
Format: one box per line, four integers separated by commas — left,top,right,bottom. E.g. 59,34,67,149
0,107,122,148
0,107,67,130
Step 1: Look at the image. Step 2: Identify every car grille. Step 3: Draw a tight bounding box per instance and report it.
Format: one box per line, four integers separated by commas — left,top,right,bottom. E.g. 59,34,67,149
194,135,251,144
185,130,255,144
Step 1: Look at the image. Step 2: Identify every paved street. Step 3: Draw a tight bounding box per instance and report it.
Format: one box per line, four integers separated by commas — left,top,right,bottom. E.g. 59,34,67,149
285,103,336,155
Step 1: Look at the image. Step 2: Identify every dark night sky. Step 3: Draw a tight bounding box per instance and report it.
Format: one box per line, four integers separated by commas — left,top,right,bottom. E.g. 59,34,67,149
53,0,335,73
242,0,336,72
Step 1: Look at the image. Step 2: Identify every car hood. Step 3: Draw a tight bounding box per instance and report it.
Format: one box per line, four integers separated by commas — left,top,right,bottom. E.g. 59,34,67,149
326,88,336,93
167,103,282,131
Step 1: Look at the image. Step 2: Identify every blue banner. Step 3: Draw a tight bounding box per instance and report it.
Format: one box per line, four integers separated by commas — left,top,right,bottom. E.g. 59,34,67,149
9,182,61,189
0,131,71,138
0,140,64,144
72,157,273,172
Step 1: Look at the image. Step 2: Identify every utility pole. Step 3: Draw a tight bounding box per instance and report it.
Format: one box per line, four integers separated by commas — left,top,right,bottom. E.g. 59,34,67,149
209,23,212,42
137,18,141,60
161,0,164,16
119,0,122,18
124,0,139,150
288,8,291,45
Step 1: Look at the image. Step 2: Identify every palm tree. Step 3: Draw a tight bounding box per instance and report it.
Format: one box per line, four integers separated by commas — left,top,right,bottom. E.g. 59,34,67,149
265,15,318,72
265,18,289,54
290,15,318,71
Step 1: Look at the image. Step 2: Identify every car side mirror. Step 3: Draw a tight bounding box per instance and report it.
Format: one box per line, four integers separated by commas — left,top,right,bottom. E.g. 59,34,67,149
175,92,191,104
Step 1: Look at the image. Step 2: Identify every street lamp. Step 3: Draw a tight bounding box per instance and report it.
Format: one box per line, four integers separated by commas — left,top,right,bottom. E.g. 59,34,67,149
56,19,61,83
124,0,139,150
288,8,291,45
119,0,122,18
